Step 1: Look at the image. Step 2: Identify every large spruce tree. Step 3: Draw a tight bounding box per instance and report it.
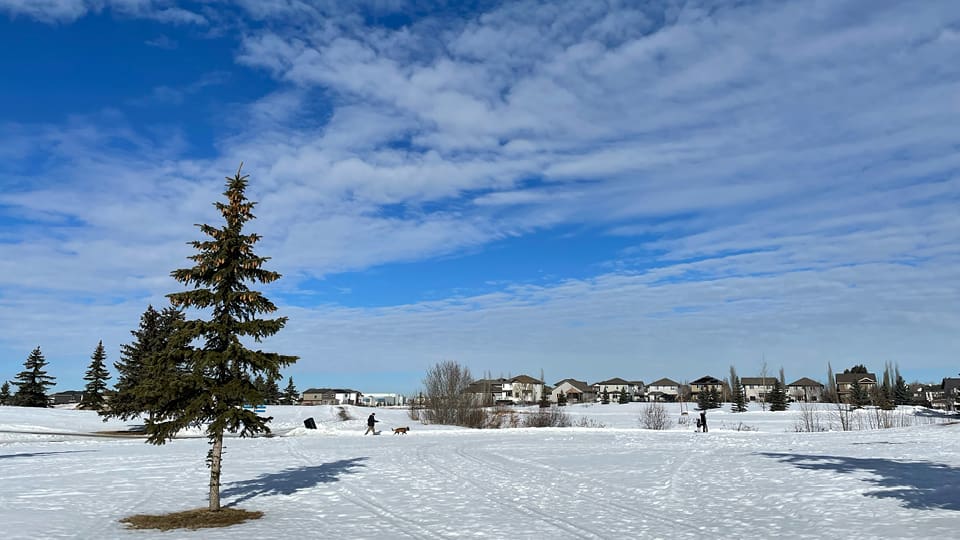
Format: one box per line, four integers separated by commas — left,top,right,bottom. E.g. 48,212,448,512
147,165,297,512
12,346,56,407
105,305,185,421
81,341,111,411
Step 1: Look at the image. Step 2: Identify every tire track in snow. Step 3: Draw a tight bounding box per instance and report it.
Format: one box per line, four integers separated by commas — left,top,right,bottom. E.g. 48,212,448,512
458,439,707,537
285,437,441,540
417,442,605,539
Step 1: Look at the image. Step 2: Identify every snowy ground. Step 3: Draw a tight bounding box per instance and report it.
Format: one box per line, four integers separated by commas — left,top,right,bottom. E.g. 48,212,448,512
1,403,958,539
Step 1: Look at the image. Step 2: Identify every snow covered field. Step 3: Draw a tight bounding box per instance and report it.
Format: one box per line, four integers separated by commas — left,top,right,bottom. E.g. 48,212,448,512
1,403,958,539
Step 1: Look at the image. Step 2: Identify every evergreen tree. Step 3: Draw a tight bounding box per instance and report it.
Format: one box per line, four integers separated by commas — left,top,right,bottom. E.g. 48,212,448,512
0,381,11,405
729,366,747,413
708,387,722,409
105,305,185,421
768,379,788,411
844,364,868,374
893,368,910,406
601,390,610,404
280,376,299,405
557,391,568,406
81,341,111,411
145,165,298,512
697,388,710,410
12,347,56,407
618,388,630,404
848,380,870,408
264,377,281,405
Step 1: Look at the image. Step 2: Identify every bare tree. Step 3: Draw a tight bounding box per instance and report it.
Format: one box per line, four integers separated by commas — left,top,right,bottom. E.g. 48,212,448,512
825,362,838,403
759,360,768,411
421,360,476,426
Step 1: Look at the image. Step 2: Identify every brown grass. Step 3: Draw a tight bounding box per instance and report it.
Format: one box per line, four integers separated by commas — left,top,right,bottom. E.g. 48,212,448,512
120,507,264,530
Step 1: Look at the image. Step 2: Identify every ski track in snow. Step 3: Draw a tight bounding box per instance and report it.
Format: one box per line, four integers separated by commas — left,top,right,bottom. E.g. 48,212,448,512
2,404,960,539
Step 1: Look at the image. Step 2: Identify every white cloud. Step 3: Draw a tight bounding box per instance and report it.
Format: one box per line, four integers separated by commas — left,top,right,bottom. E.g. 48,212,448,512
2,0,960,389
0,0,206,24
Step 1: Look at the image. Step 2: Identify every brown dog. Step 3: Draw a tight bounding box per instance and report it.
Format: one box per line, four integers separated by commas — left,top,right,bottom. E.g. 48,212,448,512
392,426,410,435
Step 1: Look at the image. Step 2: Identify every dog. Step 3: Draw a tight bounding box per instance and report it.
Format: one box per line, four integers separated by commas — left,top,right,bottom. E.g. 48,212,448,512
392,426,410,435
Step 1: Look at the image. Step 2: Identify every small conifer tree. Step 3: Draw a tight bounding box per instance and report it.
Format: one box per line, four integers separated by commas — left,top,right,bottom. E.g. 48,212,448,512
280,376,299,405
697,388,710,410
618,388,630,404
12,347,56,407
848,379,870,408
768,379,788,411
601,390,610,404
893,368,910,406
729,366,747,413
0,381,11,405
557,391,567,406
81,341,111,411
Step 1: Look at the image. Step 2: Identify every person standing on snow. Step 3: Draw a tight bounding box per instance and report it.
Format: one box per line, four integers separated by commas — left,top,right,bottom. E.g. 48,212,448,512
365,412,379,435
699,410,708,433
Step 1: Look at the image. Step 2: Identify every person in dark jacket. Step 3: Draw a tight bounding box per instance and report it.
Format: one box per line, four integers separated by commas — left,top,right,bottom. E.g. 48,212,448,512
365,412,379,435
699,410,708,433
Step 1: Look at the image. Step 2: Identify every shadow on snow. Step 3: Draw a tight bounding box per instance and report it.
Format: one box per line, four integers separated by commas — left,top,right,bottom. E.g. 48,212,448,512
761,452,960,511
0,450,97,459
222,457,368,506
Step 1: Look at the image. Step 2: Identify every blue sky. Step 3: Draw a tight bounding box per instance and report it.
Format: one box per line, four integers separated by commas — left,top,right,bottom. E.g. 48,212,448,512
1,0,958,396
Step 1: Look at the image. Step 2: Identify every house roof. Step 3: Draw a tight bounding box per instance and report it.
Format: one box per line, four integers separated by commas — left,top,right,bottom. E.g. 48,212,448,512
835,373,877,384
595,377,630,386
648,378,680,387
302,388,360,394
554,379,591,392
741,377,777,386
691,375,723,385
788,377,823,388
629,380,645,386
510,374,543,384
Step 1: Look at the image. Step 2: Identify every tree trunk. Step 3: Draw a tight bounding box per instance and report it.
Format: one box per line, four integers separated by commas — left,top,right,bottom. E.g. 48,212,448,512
209,431,223,511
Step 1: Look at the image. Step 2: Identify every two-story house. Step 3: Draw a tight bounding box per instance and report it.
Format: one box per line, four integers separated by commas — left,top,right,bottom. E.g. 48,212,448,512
787,378,824,402
690,375,725,402
740,377,775,403
593,377,632,402
646,378,681,402
835,372,877,403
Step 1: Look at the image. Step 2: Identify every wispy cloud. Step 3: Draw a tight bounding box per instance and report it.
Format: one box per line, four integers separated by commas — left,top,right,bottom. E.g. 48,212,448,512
1,0,959,390
0,0,207,24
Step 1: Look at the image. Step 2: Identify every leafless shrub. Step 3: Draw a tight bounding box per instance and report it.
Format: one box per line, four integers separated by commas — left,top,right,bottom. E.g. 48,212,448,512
640,402,669,430
523,407,572,428
794,402,826,432
574,416,606,428
407,405,423,422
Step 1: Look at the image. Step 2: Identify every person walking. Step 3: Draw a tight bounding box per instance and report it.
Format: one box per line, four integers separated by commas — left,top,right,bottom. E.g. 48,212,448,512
365,412,379,435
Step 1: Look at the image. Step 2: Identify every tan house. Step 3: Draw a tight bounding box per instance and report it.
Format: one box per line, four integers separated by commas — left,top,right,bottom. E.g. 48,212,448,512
835,373,877,402
690,375,725,402
550,379,595,404
787,378,824,402
466,375,545,405
593,377,632,401
741,377,776,403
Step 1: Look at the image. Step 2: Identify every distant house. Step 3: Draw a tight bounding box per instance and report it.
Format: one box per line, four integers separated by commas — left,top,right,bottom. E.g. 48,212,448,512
593,378,632,402
940,378,960,411
466,375,545,405
690,376,725,402
909,383,939,407
646,378,681,402
628,380,646,401
741,377,776,403
50,390,84,406
787,378,824,402
360,393,406,407
301,388,363,406
835,373,877,402
550,379,595,404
